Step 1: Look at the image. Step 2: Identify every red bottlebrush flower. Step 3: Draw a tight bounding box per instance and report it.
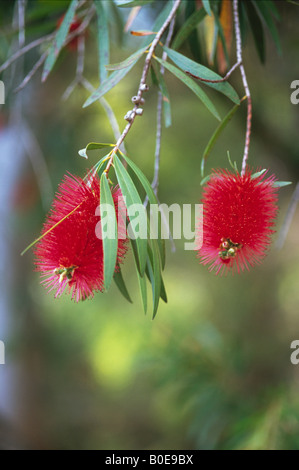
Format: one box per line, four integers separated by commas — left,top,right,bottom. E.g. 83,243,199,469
197,168,279,275
34,173,128,302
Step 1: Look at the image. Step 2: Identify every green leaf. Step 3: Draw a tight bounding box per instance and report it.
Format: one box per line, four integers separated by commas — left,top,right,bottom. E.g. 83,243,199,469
114,155,147,276
200,174,211,186
251,169,267,179
78,142,115,159
263,0,281,20
131,239,147,314
100,174,118,291
160,277,168,303
120,152,166,269
154,56,221,121
172,7,206,50
272,181,292,188
244,0,265,63
164,47,240,104
252,0,282,55
146,238,162,319
113,266,133,303
155,64,172,128
202,0,212,16
105,45,148,71
141,1,174,48
42,0,77,82
213,8,230,67
116,0,154,7
95,0,110,83
83,58,140,108
201,101,240,176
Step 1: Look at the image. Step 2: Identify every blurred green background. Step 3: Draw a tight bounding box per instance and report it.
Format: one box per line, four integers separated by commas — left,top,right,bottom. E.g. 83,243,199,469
1,0,299,450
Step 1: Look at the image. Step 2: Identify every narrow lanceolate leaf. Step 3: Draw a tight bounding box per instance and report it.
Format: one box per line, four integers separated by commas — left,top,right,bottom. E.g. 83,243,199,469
131,238,147,314
120,152,165,269
94,0,110,83
155,64,172,128
105,45,148,71
201,101,240,176
272,181,292,188
114,155,147,276
42,0,77,82
116,0,154,7
141,0,174,48
172,7,206,50
146,237,164,319
164,47,240,104
252,169,267,179
78,142,115,159
100,174,118,291
252,0,282,55
113,266,133,303
154,56,221,121
213,6,230,68
202,0,212,16
244,0,265,63
83,58,139,107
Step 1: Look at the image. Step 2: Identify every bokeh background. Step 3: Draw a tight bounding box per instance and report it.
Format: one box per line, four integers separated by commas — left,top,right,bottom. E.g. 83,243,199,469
0,0,299,449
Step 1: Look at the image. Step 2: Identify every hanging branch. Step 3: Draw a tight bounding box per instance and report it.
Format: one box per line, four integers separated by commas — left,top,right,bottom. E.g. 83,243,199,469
104,0,182,175
233,0,252,176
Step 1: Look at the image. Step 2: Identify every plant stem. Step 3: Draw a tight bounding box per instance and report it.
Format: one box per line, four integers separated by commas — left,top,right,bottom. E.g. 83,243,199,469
104,0,181,175
233,0,252,176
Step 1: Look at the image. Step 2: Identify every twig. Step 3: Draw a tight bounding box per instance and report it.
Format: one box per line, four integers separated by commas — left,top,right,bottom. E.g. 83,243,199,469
151,16,176,197
233,0,252,176
14,51,47,93
104,0,182,175
81,77,126,154
185,59,242,83
276,182,299,250
0,4,94,76
0,33,54,75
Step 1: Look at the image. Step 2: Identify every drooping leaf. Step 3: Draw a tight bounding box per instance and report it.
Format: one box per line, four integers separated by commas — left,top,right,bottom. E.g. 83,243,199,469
154,56,221,121
216,0,233,74
145,235,163,319
120,152,166,270
155,64,172,128
202,0,212,17
116,0,155,7
114,155,147,276
252,0,282,55
164,47,240,104
141,0,174,48
100,174,118,291
42,0,77,82
244,0,265,63
83,57,141,107
113,266,133,303
201,101,240,176
213,6,230,69
78,142,115,159
172,7,206,50
105,45,148,71
131,238,147,314
272,181,292,188
251,169,267,179
94,0,110,83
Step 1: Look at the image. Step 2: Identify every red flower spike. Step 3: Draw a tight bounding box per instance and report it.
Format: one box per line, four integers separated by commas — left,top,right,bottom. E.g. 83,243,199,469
197,168,279,275
34,173,128,301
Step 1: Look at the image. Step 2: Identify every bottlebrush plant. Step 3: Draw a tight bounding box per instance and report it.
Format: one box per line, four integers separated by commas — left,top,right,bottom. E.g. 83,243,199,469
2,0,293,317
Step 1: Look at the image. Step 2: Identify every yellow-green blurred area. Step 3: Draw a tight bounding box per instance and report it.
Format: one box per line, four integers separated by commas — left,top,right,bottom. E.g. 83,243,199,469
1,0,299,450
